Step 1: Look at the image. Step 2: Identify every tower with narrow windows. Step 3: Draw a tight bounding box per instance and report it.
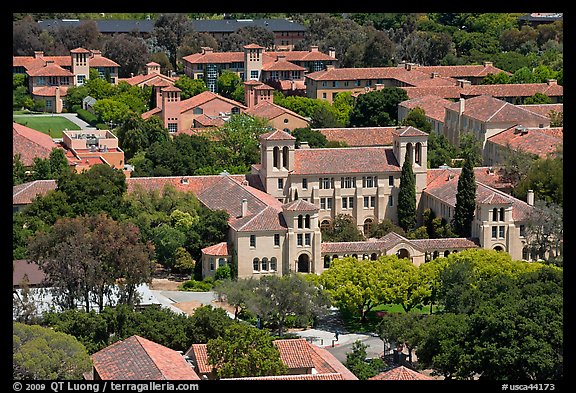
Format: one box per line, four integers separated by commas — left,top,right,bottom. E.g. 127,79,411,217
243,43,264,82
258,129,295,202
70,47,91,86
392,126,429,215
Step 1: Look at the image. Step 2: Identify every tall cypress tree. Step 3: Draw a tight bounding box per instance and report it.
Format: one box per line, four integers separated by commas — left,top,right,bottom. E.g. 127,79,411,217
398,150,417,232
453,157,477,237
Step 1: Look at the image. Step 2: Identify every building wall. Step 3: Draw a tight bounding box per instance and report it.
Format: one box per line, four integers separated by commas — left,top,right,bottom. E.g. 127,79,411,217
179,100,243,130
267,114,309,132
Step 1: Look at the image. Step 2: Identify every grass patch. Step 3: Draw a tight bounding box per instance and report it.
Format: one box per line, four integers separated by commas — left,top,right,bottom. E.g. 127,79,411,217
13,114,81,138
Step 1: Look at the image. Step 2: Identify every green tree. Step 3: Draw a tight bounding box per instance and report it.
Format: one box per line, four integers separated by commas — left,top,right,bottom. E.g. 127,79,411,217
153,13,193,70
247,273,330,335
344,340,385,380
206,323,288,379
321,214,364,242
213,278,257,320
217,70,242,100
400,107,432,132
291,127,328,148
174,75,208,100
523,200,563,263
13,322,92,380
524,92,552,105
349,87,408,127
452,157,476,237
27,213,155,312
398,151,417,232
368,218,406,239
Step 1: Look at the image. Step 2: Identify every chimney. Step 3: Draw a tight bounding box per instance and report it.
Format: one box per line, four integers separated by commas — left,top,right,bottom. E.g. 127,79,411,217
34,51,44,59
328,47,336,58
241,198,248,217
276,54,286,62
91,50,102,57
459,98,465,115
457,79,471,88
310,45,319,52
547,79,557,85
325,64,335,71
482,61,493,67
527,189,534,206
201,47,214,54
431,72,439,78
300,141,310,149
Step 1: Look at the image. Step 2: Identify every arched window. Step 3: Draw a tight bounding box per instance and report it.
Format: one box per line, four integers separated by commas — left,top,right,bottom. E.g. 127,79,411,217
444,250,450,257
352,254,358,259
433,251,439,259
324,255,331,268
320,220,331,231
499,207,505,221
522,247,530,261
297,215,303,228
492,208,498,221
363,218,373,236
415,142,422,165
273,146,279,169
282,146,289,168
305,214,310,229
270,257,277,271
253,258,260,271
261,257,268,271
371,253,378,261
332,254,339,260
406,143,413,165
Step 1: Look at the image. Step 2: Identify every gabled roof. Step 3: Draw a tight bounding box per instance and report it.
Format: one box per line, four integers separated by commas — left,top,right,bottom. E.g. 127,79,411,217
201,242,229,256
488,126,562,158
447,95,550,123
13,260,46,287
91,335,200,380
399,95,454,122
13,122,61,166
260,128,296,141
282,199,318,212
462,81,563,99
245,101,309,123
369,365,434,380
424,168,534,221
179,91,247,113
12,179,57,205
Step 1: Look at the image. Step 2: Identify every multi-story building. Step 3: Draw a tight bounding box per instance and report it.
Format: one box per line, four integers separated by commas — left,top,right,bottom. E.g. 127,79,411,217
13,48,119,113
182,44,336,94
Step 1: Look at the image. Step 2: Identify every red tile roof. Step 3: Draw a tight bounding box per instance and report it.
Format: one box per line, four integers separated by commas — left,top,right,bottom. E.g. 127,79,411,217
399,95,454,122
410,63,511,78
201,242,229,256
262,59,306,71
488,126,562,158
401,85,463,100
463,82,563,99
315,127,396,147
369,365,434,380
245,101,309,122
91,335,200,380
425,168,533,221
119,73,175,87
179,91,247,113
260,128,296,141
27,62,74,77
185,338,357,380
13,122,61,166
12,179,57,205
31,85,70,97
448,95,550,123
283,199,319,212
293,146,399,175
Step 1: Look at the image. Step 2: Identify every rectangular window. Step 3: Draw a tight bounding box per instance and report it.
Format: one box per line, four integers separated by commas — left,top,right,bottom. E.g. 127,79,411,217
388,196,393,207
364,196,369,208
327,198,333,209
253,259,259,271
250,235,256,248
270,258,277,271
520,225,526,237
388,176,394,186
492,226,497,239
302,178,308,189
320,198,326,210
274,233,280,246
499,226,505,238
348,197,354,209
250,70,259,80
342,197,348,209
297,234,303,246
320,178,332,189
305,233,311,246
261,259,268,271
77,75,86,85
278,178,284,189
210,258,215,271
168,123,178,133
370,196,376,208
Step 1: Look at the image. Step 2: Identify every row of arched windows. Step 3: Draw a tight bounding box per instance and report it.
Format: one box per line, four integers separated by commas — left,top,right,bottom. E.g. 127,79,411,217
297,214,311,229
253,257,278,272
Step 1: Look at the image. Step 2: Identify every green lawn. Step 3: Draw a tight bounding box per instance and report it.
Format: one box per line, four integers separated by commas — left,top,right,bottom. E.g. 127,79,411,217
13,114,81,138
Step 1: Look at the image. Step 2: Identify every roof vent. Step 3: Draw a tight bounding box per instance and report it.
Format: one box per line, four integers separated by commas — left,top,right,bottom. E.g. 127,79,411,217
180,177,189,185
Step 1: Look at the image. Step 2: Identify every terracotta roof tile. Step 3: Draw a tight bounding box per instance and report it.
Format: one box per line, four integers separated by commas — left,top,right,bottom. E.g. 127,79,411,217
399,95,454,122
91,335,199,380
185,344,211,374
260,128,296,141
225,373,345,380
410,63,511,78
31,86,70,97
463,82,563,99
282,199,319,212
316,127,396,147
26,62,74,77
369,365,434,380
448,95,550,123
517,103,563,117
488,126,562,158
262,59,306,71
245,101,308,122
201,242,229,256
273,339,315,369
13,260,46,287
13,122,61,166
293,147,399,175
179,91,247,113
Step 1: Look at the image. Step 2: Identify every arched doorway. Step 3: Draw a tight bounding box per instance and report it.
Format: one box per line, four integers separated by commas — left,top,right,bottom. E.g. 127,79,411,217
494,245,504,252
297,253,310,273
396,248,410,259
